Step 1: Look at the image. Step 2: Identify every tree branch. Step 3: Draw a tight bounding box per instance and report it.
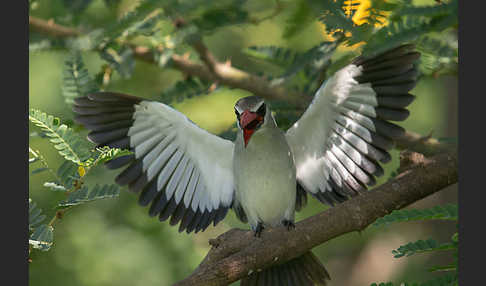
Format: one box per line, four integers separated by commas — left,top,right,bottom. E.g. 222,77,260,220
174,151,457,286
395,131,452,156
29,16,81,37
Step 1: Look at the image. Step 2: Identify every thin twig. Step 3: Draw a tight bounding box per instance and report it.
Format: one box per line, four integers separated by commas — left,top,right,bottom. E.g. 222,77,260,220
29,16,81,37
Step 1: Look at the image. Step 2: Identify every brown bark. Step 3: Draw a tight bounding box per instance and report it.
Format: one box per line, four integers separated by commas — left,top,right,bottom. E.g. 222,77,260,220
29,16,80,38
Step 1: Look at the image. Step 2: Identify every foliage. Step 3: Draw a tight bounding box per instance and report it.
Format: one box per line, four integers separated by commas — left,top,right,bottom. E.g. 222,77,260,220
62,50,98,105
160,77,217,103
29,109,93,164
58,184,120,207
372,204,458,286
28,108,131,259
373,204,458,226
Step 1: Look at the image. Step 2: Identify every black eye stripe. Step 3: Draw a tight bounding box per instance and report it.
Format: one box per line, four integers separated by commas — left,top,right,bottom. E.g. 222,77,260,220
235,108,240,120
256,103,266,116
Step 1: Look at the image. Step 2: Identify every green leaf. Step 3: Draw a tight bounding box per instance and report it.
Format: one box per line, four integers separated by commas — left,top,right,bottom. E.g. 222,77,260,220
100,45,135,79
58,184,120,207
373,204,457,227
283,0,314,39
86,146,133,167
103,0,162,40
29,199,46,231
31,167,49,175
192,0,248,33
62,50,98,105
43,182,68,192
62,0,93,14
56,160,82,190
29,109,93,164
391,239,455,258
29,224,54,251
420,273,457,286
371,273,458,286
160,77,215,103
428,264,456,273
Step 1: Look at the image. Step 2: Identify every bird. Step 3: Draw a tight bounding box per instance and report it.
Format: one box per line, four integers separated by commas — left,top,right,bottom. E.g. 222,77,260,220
73,43,420,285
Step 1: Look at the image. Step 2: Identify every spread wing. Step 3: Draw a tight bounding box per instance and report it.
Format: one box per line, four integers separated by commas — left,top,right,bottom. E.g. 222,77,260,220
286,44,420,206
73,92,234,233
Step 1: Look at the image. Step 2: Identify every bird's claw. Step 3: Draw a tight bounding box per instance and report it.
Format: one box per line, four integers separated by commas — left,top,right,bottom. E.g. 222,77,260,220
254,222,264,237
283,220,295,231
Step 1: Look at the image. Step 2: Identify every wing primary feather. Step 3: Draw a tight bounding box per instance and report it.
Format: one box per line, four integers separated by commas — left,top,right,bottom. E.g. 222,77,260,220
148,190,169,217
353,44,416,66
81,119,134,132
375,107,410,121
180,162,197,207
72,105,134,115
325,150,362,195
169,202,187,226
372,68,419,86
373,82,418,95
335,116,394,150
128,174,149,194
130,126,158,147
141,134,171,171
186,208,203,233
175,167,197,204
355,65,414,84
87,128,130,145
115,159,143,186
138,179,159,207
103,137,130,149
167,155,191,202
377,94,415,108
213,206,229,226
363,52,421,72
154,144,179,189
87,92,143,103
329,134,383,179
332,123,391,162
178,207,196,232
135,133,165,160
74,112,134,125
159,196,178,222
327,143,372,187
104,154,135,170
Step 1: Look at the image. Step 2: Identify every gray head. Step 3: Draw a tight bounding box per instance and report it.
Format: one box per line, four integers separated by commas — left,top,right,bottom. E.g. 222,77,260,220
234,96,267,146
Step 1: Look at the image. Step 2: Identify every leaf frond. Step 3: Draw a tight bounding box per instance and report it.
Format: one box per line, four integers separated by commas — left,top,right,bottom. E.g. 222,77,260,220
29,109,93,164
373,204,457,226
62,50,98,105
58,184,120,207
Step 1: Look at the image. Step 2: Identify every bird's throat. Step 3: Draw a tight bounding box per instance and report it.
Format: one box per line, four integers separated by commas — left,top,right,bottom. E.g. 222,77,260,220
243,128,255,147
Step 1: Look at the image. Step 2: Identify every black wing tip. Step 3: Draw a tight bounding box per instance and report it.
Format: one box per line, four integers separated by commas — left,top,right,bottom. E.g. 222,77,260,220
87,91,143,103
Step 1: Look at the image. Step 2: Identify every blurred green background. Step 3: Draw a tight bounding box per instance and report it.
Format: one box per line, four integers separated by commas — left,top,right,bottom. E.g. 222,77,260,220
29,0,458,285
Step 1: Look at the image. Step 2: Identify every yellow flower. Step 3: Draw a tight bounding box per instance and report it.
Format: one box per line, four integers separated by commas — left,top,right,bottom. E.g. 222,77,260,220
319,1,391,50
78,165,86,177
344,0,390,27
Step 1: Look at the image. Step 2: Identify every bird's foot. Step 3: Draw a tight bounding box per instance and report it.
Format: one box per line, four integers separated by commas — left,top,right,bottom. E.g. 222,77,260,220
254,222,264,237
282,220,295,231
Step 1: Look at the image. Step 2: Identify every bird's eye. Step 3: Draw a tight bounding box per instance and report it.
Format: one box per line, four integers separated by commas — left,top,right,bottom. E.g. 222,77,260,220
256,103,266,116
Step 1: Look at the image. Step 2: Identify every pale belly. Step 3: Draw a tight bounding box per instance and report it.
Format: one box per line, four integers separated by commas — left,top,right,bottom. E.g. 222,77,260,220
233,127,296,228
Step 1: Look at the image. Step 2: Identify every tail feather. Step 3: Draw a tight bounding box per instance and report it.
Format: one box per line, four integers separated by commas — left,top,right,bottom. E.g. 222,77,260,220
240,251,330,286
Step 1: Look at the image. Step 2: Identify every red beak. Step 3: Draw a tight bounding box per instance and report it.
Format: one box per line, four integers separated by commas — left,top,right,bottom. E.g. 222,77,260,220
240,110,258,129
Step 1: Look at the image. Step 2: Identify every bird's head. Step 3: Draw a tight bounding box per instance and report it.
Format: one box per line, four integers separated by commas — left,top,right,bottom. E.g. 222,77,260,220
234,96,267,147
